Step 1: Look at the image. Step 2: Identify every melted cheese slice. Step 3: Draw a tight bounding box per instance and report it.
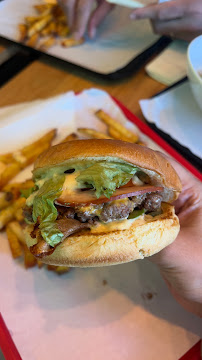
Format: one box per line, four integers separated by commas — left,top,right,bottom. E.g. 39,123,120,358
90,204,170,234
62,172,80,192
90,216,145,233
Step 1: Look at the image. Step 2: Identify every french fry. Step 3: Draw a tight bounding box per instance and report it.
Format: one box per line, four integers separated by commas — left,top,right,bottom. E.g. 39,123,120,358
61,37,84,47
0,162,21,189
56,23,69,37
20,129,56,158
34,4,55,13
18,2,85,51
0,130,55,188
0,192,14,211
41,22,56,36
137,141,146,146
0,197,26,230
52,4,63,17
6,226,22,259
0,161,7,174
47,265,70,274
18,24,27,42
47,265,57,271
78,128,112,140
0,130,56,188
23,141,53,167
44,0,57,4
23,245,37,268
25,16,40,25
37,260,44,268
108,126,133,142
55,266,70,275
2,189,19,202
41,24,51,37
39,36,56,50
3,179,34,195
61,133,79,142
14,208,24,223
57,15,67,23
0,154,13,164
26,32,40,47
27,14,53,38
7,221,25,245
95,110,139,143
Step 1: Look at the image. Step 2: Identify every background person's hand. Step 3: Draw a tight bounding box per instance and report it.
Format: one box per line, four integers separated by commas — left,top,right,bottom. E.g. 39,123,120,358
130,0,202,41
150,159,202,317
58,0,114,39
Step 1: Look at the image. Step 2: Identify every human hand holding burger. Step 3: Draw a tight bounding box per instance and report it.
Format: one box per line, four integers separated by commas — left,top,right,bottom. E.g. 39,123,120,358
150,159,202,317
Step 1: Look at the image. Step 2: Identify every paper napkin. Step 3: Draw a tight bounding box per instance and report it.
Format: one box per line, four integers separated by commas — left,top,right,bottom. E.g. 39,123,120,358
145,40,188,85
140,81,202,159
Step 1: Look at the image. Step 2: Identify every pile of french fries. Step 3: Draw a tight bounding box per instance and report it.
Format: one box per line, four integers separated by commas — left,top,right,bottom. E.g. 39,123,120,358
18,1,84,50
0,129,73,274
0,109,143,273
77,109,145,145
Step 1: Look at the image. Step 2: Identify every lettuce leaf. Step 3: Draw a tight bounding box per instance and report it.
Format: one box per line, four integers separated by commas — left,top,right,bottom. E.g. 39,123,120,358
76,162,139,198
32,175,65,247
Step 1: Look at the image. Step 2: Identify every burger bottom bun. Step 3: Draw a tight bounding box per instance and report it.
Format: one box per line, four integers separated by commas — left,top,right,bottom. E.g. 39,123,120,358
25,203,180,267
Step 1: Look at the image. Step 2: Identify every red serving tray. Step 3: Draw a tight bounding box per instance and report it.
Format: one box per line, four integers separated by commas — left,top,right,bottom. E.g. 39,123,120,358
112,97,202,181
0,314,22,360
0,96,201,360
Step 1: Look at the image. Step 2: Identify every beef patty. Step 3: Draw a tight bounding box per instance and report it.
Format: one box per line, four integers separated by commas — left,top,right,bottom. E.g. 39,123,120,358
56,192,162,224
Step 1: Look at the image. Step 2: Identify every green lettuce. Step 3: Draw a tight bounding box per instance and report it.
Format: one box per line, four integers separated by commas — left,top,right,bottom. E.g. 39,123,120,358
76,162,139,198
32,175,65,247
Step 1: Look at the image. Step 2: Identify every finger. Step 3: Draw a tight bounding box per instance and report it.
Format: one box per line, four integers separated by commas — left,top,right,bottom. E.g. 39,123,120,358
130,0,186,21
88,1,114,38
73,0,94,39
58,0,76,29
152,16,202,35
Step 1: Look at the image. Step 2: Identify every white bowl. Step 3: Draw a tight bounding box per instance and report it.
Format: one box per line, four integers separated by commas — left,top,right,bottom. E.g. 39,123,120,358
187,35,202,112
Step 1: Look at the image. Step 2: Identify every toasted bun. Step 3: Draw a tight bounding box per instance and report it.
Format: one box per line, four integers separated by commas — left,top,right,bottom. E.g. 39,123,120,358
34,140,181,195
25,203,180,267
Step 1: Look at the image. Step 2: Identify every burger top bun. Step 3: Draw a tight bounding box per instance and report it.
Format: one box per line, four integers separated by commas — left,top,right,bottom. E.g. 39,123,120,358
34,140,182,197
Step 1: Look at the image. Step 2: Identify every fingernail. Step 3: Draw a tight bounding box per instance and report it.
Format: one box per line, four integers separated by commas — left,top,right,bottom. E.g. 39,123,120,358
130,12,137,19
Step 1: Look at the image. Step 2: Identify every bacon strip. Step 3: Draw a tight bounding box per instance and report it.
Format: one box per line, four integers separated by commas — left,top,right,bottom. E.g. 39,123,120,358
30,238,54,258
57,218,90,239
29,219,90,258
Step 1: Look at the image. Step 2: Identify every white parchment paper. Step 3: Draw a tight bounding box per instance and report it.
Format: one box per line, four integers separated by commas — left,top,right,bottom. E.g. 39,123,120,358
0,0,159,74
0,89,201,360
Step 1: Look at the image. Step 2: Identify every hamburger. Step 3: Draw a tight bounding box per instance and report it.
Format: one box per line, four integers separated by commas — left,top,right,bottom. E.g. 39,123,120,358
24,139,181,267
